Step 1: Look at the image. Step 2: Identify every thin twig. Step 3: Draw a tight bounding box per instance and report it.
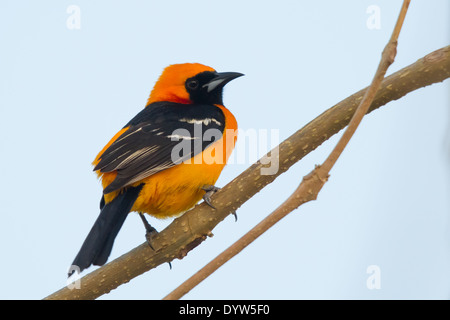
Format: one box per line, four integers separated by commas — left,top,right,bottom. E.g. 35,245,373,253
320,0,410,173
163,0,411,300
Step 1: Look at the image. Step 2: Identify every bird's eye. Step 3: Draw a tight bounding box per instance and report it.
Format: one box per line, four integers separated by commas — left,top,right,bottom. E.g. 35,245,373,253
186,79,199,90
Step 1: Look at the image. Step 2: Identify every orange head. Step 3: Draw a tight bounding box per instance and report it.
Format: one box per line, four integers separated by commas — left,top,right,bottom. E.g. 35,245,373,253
147,63,243,106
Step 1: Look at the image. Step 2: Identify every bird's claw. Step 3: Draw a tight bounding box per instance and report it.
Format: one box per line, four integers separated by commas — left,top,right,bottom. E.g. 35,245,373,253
231,210,238,222
202,185,220,209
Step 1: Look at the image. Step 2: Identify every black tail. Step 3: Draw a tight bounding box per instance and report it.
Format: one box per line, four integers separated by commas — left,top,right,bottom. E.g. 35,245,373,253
69,185,143,277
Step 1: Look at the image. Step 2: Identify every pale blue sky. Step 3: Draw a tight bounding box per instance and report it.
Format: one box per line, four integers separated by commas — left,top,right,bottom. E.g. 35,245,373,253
0,1,449,299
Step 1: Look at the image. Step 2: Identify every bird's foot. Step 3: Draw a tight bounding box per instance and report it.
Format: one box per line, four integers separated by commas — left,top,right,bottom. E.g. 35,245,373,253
138,212,158,250
201,185,238,222
138,213,172,269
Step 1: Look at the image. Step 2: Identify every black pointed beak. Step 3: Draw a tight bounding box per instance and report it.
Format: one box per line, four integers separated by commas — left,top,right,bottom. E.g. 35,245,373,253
203,72,244,93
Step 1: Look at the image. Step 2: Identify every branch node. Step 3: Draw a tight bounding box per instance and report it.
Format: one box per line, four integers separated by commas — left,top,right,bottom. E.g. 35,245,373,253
176,235,207,260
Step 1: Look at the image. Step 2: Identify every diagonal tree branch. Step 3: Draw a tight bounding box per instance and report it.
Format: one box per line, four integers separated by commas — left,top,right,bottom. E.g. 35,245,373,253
162,0,411,300
45,44,450,300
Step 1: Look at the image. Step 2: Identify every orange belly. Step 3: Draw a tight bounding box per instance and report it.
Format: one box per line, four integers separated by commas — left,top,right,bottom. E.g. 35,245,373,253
131,151,226,218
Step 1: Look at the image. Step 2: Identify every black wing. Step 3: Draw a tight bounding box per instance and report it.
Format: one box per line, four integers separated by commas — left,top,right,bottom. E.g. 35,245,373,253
94,102,225,194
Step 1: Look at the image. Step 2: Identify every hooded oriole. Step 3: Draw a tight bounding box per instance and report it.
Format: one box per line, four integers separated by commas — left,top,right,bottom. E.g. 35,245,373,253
70,63,242,275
